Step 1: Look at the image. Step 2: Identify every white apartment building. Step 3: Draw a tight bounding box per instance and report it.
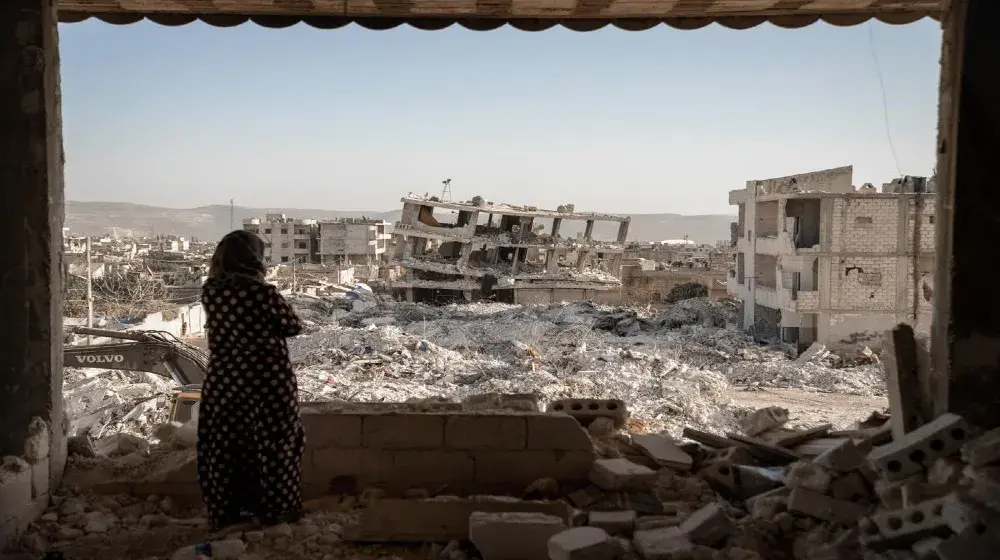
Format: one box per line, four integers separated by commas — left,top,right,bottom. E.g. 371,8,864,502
242,214,390,265
727,166,935,352
242,214,316,264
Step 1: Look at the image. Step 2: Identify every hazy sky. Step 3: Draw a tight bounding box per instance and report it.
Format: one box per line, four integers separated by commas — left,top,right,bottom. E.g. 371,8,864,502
60,18,942,215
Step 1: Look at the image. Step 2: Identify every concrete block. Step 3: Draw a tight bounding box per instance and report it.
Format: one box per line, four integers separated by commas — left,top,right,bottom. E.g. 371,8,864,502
678,503,735,546
928,458,965,485
787,488,868,526
393,450,474,487
867,413,972,481
934,526,1000,560
357,449,395,485
547,399,627,428
698,461,781,500
961,427,1000,467
302,412,363,448
828,472,871,502
631,434,692,471
469,511,566,560
783,461,832,493
739,406,789,437
527,414,593,451
632,527,694,560
587,510,635,536
362,413,444,449
446,415,526,450
343,497,570,542
567,485,604,509
704,446,755,466
858,495,954,551
911,537,944,560
308,448,362,489
547,526,612,560
813,438,865,473
588,459,655,491
22,417,50,464
474,451,555,486
30,457,49,499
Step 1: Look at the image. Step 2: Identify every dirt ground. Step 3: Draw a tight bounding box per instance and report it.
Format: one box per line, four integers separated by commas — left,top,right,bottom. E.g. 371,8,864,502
729,387,888,429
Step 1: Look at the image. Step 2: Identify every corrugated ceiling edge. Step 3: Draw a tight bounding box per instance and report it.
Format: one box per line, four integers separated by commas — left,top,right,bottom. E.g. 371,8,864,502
56,12,938,31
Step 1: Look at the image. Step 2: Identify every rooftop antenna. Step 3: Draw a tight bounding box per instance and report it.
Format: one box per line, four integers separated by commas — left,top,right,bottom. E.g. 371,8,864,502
230,198,235,232
441,178,452,202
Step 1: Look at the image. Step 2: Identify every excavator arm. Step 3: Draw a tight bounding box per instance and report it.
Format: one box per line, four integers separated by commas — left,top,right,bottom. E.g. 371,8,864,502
65,327,208,423
65,327,207,385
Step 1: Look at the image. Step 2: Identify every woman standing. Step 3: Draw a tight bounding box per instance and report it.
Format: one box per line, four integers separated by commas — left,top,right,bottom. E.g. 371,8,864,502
198,230,304,528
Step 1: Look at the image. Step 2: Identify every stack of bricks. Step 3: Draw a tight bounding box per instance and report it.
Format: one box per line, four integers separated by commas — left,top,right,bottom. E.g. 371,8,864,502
300,407,596,497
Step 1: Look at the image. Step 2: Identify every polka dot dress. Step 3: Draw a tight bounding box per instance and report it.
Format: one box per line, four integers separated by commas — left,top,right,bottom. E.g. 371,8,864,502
197,276,304,527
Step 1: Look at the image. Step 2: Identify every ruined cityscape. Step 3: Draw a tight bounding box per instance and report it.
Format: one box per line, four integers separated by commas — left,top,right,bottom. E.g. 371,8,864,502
6,164,986,560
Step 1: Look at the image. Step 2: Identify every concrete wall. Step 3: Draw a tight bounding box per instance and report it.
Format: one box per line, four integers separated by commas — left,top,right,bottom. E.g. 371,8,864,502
132,303,206,338
515,288,621,305
107,407,596,500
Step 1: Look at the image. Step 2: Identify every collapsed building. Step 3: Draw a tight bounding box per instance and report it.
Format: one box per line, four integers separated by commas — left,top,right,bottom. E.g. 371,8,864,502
392,196,630,304
728,166,935,352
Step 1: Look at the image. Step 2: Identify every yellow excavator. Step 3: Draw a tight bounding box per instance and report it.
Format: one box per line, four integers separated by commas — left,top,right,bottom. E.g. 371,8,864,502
64,326,205,423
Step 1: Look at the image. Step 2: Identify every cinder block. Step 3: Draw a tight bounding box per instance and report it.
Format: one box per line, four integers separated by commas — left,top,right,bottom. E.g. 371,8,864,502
356,449,394,487
362,413,444,449
547,399,627,428
589,459,655,491
858,494,954,551
552,450,596,482
813,438,865,473
868,413,972,481
547,526,612,560
445,415,526,450
828,472,871,503
631,434,692,471
587,510,635,536
470,511,566,560
302,412,363,448
632,527,693,559
678,503,734,546
787,488,868,526
393,450,474,487
527,414,593,451
474,451,556,486
343,497,571,543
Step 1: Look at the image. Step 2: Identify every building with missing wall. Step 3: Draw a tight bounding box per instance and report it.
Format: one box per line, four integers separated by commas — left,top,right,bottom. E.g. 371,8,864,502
727,166,935,352
392,196,630,304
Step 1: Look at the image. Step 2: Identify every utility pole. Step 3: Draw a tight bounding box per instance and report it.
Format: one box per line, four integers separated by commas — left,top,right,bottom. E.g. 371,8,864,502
291,259,297,293
85,237,94,344
230,198,235,232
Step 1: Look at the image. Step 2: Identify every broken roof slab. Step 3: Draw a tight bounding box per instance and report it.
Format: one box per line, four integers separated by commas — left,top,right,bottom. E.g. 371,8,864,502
55,0,943,31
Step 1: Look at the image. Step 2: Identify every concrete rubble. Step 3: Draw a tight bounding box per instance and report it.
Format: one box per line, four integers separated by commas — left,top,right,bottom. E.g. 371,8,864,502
4,389,999,558
0,295,927,558
59,297,887,448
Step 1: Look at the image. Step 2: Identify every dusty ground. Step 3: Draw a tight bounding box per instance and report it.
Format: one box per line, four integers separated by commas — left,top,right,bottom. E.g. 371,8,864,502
728,387,887,430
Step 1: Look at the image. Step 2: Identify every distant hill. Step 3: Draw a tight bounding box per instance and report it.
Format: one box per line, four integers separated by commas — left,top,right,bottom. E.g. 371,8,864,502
65,201,736,244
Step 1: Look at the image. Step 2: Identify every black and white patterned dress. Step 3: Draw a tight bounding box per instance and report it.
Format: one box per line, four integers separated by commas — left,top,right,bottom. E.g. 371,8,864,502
197,275,304,526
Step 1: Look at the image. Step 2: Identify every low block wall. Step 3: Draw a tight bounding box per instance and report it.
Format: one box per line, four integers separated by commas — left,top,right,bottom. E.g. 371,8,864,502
300,407,596,497
90,404,596,500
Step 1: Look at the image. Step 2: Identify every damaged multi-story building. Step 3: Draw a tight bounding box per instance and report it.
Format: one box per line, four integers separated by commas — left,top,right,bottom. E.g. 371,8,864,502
727,166,935,351
392,196,630,304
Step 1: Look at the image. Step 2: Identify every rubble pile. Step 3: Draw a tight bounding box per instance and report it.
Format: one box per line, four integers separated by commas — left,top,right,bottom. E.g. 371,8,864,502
60,298,886,445
18,396,999,559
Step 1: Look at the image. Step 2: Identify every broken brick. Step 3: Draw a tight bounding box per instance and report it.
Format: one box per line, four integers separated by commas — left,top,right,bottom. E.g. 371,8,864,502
588,459,656,492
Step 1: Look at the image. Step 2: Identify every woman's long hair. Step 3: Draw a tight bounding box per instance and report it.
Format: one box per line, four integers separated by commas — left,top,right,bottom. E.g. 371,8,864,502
209,230,267,280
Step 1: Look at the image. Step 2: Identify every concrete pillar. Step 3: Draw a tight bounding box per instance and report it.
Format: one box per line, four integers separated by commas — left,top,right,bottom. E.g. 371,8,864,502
616,219,630,244
584,220,595,240
551,217,562,238
544,248,560,272
576,250,589,271
930,0,1000,428
0,0,67,544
